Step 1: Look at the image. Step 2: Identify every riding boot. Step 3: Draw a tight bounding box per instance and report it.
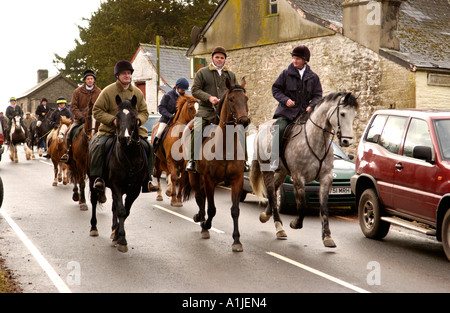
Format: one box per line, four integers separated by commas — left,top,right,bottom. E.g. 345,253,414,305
93,177,107,203
142,177,159,193
152,137,160,153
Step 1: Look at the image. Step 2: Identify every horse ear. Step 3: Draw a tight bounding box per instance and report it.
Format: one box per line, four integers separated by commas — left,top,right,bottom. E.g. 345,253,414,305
115,95,122,106
240,76,246,88
226,78,232,90
131,95,137,107
343,92,352,103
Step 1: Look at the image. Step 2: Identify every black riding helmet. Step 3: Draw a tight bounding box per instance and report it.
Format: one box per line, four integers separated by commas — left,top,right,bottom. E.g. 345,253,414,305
114,60,134,77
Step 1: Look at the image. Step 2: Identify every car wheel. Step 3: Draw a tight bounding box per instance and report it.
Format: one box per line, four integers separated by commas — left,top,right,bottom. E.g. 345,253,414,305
442,209,450,261
358,188,390,239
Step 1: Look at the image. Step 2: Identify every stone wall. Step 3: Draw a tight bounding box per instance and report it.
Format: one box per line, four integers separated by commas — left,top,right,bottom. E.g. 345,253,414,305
195,32,415,154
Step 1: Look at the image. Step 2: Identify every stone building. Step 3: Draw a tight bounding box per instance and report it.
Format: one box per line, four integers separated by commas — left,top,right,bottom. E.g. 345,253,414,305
131,44,193,113
187,0,450,153
16,70,78,114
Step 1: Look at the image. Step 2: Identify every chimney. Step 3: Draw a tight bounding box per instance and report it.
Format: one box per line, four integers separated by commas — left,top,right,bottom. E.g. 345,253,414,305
342,0,403,52
37,69,49,83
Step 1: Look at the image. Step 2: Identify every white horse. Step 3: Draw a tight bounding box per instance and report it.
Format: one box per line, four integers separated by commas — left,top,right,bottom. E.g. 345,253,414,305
9,115,32,163
250,92,359,248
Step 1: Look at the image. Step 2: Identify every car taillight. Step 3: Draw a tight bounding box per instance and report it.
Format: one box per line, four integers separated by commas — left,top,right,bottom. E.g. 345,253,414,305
0,134,4,144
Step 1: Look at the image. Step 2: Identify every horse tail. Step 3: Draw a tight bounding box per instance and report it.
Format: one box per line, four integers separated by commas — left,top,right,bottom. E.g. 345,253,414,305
250,160,265,199
181,170,192,201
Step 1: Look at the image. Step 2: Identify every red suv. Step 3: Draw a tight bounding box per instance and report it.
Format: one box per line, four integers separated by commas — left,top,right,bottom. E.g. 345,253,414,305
351,109,450,261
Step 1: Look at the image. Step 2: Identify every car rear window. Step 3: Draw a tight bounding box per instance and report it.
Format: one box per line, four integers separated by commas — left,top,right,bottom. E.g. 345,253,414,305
365,114,388,143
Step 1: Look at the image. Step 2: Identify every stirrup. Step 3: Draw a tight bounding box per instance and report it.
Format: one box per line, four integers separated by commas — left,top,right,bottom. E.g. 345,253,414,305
93,177,105,192
186,161,196,173
60,153,69,163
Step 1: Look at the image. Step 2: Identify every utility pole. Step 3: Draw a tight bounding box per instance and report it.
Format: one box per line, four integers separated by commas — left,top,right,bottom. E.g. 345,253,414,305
156,35,160,113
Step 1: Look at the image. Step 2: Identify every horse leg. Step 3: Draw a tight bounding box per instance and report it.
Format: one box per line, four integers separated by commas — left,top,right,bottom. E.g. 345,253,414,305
79,178,88,211
89,178,99,236
230,178,243,252
155,165,163,201
191,173,206,224
259,171,276,223
166,174,173,197
24,143,32,160
290,178,306,230
169,169,182,207
9,144,14,162
201,176,217,240
272,173,287,239
63,164,69,185
72,181,80,202
14,145,19,163
53,163,58,186
319,178,336,248
58,163,63,183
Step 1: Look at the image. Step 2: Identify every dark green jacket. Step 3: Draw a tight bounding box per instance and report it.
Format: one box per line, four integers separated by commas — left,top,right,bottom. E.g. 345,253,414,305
191,63,237,122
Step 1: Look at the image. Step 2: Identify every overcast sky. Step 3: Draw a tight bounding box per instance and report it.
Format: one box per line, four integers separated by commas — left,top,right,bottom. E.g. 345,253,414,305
0,0,103,113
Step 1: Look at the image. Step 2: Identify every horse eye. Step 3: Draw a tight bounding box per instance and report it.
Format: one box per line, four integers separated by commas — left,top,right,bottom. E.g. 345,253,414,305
340,112,345,118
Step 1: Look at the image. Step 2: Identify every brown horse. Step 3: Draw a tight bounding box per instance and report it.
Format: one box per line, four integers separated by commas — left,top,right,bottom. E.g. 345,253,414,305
47,117,72,186
182,78,250,252
151,95,198,207
68,107,95,211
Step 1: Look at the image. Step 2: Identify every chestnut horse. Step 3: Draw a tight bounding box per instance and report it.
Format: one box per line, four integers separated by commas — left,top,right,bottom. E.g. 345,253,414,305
69,106,95,211
151,95,198,207
182,78,250,252
47,117,72,186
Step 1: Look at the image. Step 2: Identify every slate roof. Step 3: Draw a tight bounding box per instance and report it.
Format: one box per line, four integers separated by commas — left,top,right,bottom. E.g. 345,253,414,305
139,44,193,88
289,0,450,70
17,73,77,99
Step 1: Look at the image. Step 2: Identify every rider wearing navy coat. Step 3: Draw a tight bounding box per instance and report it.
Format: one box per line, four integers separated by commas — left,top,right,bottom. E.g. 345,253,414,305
153,78,189,152
271,45,323,171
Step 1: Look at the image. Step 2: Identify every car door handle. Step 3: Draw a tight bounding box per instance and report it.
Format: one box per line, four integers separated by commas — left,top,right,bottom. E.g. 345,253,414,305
395,162,403,170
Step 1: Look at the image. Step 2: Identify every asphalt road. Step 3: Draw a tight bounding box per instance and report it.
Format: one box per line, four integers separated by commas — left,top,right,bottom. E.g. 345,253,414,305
0,148,449,297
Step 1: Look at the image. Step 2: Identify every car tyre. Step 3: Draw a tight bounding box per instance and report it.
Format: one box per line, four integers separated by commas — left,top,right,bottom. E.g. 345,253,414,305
442,209,450,261
358,188,390,239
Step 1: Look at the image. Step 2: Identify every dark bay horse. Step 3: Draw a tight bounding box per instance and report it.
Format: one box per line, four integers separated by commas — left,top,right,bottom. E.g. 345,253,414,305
89,95,148,253
151,95,198,207
47,117,72,186
9,114,32,163
69,106,95,211
182,78,250,252
28,108,54,157
250,92,359,248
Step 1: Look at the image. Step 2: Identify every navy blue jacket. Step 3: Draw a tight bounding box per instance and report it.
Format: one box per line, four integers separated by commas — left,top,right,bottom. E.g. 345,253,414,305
158,89,179,124
272,64,323,121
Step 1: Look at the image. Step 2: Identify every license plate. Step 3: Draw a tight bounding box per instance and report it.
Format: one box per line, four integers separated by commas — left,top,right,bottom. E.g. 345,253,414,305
329,187,352,195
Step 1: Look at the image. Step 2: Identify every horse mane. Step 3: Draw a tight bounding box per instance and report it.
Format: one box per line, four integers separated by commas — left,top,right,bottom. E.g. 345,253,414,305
60,116,72,126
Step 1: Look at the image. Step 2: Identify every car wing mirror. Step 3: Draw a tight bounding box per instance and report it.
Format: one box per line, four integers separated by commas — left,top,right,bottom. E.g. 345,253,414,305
413,146,433,163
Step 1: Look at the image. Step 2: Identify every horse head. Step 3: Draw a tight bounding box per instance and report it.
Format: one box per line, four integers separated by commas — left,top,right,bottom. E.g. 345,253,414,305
221,77,250,128
57,117,72,144
327,92,359,147
115,95,140,146
175,95,198,124
13,114,22,131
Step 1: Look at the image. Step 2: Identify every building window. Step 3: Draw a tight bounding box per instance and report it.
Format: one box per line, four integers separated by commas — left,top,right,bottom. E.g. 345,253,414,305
270,0,278,15
428,73,450,87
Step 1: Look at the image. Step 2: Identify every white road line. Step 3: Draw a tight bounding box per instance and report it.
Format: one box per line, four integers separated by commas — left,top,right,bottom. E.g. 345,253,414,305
0,208,72,293
266,251,370,293
153,204,225,234
39,160,53,166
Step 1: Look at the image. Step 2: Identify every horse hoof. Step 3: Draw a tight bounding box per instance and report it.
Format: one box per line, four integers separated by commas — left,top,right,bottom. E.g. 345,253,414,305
80,204,88,211
156,195,163,201
117,244,128,253
290,219,303,230
171,201,183,207
323,237,337,248
193,214,203,223
165,190,172,197
201,229,210,239
72,194,80,202
52,182,57,187
89,230,99,237
232,243,243,252
259,212,272,223
276,230,288,239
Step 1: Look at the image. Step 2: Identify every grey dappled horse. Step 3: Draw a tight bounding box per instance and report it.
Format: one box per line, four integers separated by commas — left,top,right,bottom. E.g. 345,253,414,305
250,92,359,248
